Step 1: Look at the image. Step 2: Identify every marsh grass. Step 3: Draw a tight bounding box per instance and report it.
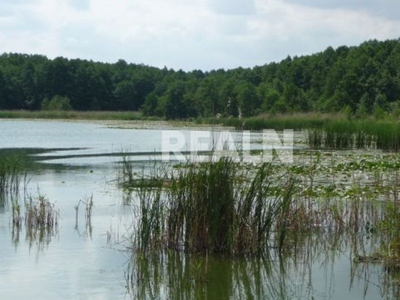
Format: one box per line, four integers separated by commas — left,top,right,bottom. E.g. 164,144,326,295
124,157,297,256
376,198,400,260
0,110,143,120
118,150,400,300
121,154,382,256
119,149,400,286
0,153,24,197
11,196,22,228
306,119,400,151
24,191,59,244
202,114,400,151
9,189,60,248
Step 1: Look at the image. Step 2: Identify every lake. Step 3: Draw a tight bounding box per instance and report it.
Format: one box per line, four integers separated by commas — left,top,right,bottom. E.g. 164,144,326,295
0,120,392,299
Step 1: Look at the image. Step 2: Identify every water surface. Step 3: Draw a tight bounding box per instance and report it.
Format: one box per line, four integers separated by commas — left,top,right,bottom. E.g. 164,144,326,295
0,120,393,299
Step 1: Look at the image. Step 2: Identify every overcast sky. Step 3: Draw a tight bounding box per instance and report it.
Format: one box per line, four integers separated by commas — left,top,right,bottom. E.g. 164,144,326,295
0,0,399,71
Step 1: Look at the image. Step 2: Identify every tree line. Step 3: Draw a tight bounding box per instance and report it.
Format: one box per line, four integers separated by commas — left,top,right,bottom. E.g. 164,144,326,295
1,38,400,119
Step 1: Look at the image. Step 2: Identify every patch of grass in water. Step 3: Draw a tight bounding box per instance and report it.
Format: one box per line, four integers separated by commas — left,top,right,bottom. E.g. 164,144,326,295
11,189,59,248
117,148,400,283
123,157,296,256
306,119,400,151
0,153,24,196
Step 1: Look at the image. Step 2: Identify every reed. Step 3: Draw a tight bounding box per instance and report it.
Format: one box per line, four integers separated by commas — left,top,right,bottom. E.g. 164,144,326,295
204,114,400,151
75,195,94,237
377,193,400,259
125,157,297,256
0,153,23,196
305,119,400,150
25,191,58,230
119,149,400,264
9,188,60,248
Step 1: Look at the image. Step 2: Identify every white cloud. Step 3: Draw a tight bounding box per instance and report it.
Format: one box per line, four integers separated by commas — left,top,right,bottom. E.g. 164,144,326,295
283,0,400,20
210,0,256,15
0,0,400,70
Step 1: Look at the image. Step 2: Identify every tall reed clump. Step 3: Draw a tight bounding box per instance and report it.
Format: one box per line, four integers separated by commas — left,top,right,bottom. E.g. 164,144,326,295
130,158,296,256
306,119,400,151
378,199,400,259
372,121,400,151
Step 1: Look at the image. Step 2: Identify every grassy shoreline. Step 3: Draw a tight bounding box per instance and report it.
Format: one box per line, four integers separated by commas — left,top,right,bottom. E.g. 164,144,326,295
0,110,145,120
1,110,397,126
3,110,400,150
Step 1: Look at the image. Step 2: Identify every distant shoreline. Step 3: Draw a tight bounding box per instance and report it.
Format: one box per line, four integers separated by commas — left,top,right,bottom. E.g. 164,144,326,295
0,110,145,121
0,110,230,130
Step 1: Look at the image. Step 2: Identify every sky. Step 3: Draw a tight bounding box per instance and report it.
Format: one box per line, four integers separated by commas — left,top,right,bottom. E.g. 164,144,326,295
0,0,400,71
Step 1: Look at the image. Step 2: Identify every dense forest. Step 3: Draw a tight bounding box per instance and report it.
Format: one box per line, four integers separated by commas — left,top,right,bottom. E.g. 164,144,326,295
0,38,400,119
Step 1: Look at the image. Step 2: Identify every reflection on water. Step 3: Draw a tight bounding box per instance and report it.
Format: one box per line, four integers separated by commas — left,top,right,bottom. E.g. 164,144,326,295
125,229,391,300
74,195,93,239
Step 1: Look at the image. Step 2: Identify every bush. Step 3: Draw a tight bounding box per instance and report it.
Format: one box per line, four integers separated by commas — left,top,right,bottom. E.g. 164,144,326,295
41,95,73,111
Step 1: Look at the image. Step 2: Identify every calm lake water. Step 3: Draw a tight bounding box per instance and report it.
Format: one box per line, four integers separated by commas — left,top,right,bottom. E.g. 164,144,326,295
0,120,392,299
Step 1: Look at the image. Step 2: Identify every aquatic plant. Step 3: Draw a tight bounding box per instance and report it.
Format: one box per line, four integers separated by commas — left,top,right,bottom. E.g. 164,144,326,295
305,119,400,151
118,148,400,285
24,191,59,246
11,196,22,228
75,194,94,236
0,153,24,196
25,191,58,229
126,157,296,256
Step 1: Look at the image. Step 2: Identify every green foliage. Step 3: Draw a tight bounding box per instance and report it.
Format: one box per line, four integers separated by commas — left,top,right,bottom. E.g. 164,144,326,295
124,158,296,255
0,153,24,196
1,38,400,117
41,95,72,111
305,119,400,151
0,110,143,120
